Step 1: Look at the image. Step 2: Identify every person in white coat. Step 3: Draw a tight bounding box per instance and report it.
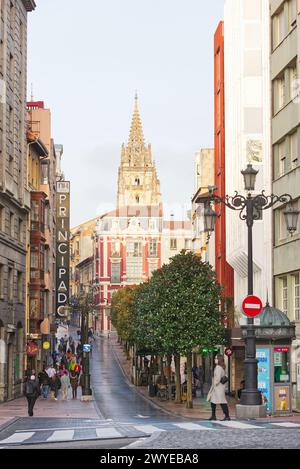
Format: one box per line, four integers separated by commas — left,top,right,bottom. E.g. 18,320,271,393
207,354,231,421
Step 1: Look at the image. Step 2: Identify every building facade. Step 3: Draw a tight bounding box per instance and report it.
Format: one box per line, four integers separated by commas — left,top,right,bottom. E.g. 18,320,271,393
0,0,36,402
192,149,215,266
93,97,192,336
214,22,234,318
224,0,273,321
26,101,63,372
270,0,300,410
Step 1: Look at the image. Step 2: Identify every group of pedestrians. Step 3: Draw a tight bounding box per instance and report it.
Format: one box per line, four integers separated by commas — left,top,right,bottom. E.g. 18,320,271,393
24,334,84,417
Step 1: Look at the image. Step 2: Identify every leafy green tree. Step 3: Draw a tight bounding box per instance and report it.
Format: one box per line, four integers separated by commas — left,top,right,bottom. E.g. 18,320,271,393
111,286,136,347
132,252,225,407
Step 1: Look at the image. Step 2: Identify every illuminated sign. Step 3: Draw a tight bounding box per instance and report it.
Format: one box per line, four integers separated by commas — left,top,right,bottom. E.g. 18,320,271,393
56,181,70,319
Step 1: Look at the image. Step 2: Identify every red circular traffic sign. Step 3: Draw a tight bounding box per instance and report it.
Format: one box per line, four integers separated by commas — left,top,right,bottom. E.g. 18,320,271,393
225,348,233,357
242,295,263,318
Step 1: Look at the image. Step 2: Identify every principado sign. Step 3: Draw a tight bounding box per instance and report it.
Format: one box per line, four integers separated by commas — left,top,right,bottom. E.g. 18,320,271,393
56,181,70,319
242,295,263,318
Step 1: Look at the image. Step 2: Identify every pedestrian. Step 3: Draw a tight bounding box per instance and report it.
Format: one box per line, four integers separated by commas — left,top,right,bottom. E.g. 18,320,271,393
52,350,58,367
70,371,79,399
60,371,71,400
38,367,50,399
74,362,81,375
50,374,61,400
24,371,40,417
207,354,231,421
46,364,56,379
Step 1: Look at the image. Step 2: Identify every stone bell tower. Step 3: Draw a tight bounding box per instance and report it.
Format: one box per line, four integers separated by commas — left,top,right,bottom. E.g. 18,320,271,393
117,94,162,208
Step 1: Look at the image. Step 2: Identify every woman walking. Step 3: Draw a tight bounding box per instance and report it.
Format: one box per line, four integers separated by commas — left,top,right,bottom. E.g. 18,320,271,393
70,371,79,399
61,371,71,401
207,354,231,421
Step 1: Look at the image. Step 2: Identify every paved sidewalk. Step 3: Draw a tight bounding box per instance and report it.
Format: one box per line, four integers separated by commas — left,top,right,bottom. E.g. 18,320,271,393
0,387,99,429
111,336,300,422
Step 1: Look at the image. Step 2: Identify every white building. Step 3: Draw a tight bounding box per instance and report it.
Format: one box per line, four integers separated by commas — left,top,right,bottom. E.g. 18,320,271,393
224,0,272,322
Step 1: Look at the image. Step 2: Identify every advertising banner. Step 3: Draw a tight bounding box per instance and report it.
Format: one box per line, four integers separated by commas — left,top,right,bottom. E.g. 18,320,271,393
256,348,271,412
274,386,290,413
56,181,70,319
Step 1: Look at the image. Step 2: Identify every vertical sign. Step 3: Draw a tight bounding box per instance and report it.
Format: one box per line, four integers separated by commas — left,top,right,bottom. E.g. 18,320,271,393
256,348,271,412
56,181,70,319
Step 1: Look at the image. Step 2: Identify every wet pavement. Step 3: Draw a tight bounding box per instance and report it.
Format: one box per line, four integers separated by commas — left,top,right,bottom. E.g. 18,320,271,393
91,337,182,424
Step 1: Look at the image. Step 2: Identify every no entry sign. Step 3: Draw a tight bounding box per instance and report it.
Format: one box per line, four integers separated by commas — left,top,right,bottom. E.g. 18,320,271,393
242,295,263,318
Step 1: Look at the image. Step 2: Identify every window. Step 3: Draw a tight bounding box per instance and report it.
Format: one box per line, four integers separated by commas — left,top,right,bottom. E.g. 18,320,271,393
126,241,142,257
149,240,157,257
149,262,157,277
8,267,13,303
30,251,39,269
0,205,4,231
135,178,140,186
18,218,23,242
294,273,300,321
289,0,297,26
272,8,286,49
290,131,298,168
111,241,121,257
279,140,286,176
41,162,49,185
9,212,14,237
17,272,23,303
185,239,191,250
0,264,3,298
170,239,177,250
289,65,298,101
273,75,285,114
126,258,143,283
111,263,121,284
282,277,288,315
149,219,157,231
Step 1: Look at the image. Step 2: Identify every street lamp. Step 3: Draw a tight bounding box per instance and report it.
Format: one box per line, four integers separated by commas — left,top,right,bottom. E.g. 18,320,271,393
198,164,299,410
79,285,97,397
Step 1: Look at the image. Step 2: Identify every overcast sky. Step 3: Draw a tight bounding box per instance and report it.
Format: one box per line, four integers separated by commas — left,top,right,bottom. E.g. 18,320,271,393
28,0,224,227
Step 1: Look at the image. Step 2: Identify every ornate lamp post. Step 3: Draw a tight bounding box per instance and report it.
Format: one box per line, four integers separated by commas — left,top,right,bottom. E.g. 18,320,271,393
79,285,97,397
198,165,299,409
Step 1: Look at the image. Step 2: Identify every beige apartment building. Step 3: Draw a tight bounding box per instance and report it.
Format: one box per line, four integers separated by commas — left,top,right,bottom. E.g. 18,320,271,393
0,0,36,402
271,0,300,409
191,149,215,266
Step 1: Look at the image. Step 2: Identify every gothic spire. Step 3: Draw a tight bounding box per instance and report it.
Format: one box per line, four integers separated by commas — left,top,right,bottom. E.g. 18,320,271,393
128,92,145,147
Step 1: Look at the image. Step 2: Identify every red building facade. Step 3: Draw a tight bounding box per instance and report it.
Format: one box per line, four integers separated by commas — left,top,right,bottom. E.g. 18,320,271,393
214,22,234,320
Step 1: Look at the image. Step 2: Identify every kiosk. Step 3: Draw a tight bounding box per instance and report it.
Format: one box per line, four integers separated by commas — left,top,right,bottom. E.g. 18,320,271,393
242,302,296,416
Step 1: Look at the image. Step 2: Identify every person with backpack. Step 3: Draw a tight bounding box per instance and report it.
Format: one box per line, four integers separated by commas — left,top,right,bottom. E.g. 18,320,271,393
24,372,40,417
50,374,61,400
38,367,51,399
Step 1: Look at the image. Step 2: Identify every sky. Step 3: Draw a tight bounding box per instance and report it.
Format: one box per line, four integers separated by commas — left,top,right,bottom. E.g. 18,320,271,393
28,0,224,227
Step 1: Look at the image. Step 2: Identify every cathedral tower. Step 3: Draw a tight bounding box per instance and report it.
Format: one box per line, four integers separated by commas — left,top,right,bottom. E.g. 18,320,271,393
117,95,162,208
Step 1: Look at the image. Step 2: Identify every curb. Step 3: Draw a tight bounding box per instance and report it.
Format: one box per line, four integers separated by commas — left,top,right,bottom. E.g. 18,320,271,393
111,341,201,421
0,417,21,433
123,432,163,449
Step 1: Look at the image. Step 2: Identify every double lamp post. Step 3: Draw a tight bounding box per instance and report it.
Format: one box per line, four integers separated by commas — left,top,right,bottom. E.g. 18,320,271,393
198,164,299,413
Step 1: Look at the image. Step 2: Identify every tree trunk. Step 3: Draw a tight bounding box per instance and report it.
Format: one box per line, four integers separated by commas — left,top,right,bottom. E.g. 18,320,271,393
166,355,172,399
160,356,165,381
186,352,193,409
174,354,181,404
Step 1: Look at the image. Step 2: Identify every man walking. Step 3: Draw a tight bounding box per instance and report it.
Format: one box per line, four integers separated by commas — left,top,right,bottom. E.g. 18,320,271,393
24,372,40,417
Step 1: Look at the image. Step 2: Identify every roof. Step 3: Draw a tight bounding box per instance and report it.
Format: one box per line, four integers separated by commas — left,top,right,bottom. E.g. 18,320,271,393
100,205,164,219
260,303,292,327
163,221,192,230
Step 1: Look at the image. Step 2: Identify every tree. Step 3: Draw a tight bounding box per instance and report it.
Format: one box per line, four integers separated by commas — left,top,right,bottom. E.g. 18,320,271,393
110,286,136,347
132,252,225,407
